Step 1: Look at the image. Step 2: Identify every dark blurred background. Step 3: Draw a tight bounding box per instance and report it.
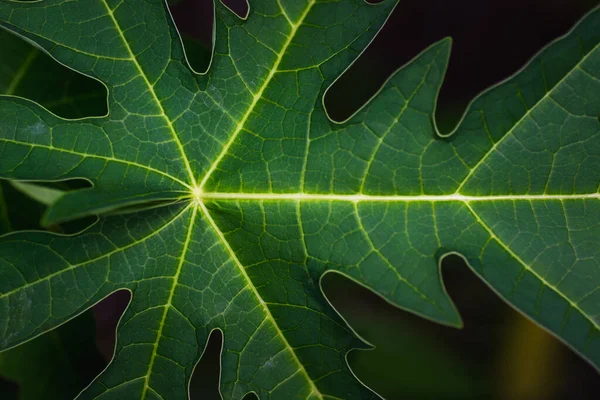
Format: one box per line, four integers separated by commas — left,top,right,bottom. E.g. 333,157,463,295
1,0,600,399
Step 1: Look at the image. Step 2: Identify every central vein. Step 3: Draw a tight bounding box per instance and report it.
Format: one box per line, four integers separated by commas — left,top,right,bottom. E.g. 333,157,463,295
196,192,600,202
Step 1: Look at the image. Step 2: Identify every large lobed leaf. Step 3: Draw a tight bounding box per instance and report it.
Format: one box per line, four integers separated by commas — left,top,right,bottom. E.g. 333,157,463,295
0,0,599,399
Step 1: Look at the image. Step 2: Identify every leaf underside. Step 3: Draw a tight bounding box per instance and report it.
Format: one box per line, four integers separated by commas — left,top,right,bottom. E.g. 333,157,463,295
0,1,599,399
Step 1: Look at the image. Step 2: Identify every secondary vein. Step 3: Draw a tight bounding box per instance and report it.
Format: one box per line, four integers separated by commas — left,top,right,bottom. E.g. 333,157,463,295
198,201,324,399
0,204,192,300
0,137,192,190
464,201,600,332
198,0,316,190
141,204,198,399
100,0,196,187
455,40,600,193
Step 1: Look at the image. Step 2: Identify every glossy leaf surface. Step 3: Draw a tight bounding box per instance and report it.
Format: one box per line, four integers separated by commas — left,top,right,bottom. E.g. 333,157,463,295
0,1,599,399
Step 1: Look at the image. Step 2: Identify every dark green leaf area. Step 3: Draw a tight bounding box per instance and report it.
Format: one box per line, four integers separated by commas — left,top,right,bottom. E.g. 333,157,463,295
0,1,599,399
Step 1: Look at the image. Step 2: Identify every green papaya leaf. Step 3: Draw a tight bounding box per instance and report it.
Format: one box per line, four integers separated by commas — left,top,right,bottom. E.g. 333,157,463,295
0,1,599,399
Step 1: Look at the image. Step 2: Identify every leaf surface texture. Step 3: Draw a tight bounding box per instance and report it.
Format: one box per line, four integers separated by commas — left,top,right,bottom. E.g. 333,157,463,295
0,1,599,398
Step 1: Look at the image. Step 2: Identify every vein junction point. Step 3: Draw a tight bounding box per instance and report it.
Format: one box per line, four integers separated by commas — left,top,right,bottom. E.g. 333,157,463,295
192,186,204,205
